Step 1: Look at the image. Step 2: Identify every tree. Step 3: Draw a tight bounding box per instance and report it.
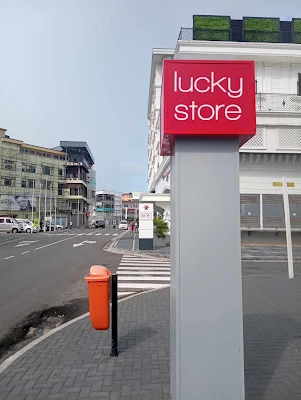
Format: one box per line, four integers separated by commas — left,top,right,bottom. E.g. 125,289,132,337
154,216,169,239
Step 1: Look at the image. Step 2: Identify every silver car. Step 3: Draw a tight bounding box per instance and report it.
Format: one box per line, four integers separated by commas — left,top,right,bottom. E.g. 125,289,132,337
0,217,22,233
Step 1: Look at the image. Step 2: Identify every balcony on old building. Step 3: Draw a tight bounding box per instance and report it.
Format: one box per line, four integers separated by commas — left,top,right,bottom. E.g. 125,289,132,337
256,93,301,113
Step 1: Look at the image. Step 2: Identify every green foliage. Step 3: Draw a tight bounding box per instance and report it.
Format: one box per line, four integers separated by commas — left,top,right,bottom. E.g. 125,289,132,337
154,216,169,239
293,33,301,44
193,16,230,41
244,31,279,43
193,15,230,30
194,30,230,41
293,19,301,43
244,17,279,31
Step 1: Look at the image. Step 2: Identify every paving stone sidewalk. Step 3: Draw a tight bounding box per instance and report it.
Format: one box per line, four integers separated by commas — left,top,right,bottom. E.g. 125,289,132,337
1,271,301,400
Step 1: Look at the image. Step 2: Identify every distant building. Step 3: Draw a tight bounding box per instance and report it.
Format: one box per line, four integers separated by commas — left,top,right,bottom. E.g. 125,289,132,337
57,141,95,228
0,128,67,224
122,192,141,221
95,190,122,224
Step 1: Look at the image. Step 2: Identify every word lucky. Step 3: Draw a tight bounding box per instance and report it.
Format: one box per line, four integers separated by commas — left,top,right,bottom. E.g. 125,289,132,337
173,71,244,122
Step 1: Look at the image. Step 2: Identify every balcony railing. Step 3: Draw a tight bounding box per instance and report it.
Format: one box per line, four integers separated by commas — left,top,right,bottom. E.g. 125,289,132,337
256,93,301,112
178,28,294,43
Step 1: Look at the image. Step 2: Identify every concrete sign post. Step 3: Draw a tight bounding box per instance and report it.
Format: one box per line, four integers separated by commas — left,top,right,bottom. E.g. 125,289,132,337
138,203,154,250
161,60,256,400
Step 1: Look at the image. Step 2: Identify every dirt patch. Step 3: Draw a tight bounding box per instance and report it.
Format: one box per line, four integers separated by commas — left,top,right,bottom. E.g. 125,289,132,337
0,297,89,364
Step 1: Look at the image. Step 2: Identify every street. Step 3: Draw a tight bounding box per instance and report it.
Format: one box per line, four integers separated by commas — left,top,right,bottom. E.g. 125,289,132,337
0,229,122,347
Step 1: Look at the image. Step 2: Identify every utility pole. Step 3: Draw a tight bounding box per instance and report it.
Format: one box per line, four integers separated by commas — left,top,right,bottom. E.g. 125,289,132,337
50,185,52,231
31,181,35,222
38,183,41,230
44,180,47,232
77,187,80,228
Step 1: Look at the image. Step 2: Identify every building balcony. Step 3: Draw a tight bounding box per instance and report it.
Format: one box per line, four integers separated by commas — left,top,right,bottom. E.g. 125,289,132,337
256,93,301,113
65,175,87,186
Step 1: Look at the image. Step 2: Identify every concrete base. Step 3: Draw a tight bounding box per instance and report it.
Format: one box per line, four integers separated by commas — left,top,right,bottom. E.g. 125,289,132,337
139,238,153,250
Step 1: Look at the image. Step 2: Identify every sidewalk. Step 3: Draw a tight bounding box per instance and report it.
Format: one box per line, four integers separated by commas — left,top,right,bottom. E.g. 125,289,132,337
1,269,301,399
116,232,301,261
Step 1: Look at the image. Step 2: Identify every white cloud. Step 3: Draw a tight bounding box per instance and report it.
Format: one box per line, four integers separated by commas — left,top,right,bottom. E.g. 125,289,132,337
122,161,145,171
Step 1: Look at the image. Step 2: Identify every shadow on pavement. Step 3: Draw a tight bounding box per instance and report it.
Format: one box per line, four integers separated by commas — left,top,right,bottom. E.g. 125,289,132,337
244,313,301,397
118,326,156,353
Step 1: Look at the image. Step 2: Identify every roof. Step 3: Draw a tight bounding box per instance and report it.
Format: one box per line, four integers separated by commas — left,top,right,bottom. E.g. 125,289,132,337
60,141,95,164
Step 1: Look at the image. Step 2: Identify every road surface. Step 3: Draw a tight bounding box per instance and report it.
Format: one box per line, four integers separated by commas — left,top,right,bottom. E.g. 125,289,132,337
0,228,122,343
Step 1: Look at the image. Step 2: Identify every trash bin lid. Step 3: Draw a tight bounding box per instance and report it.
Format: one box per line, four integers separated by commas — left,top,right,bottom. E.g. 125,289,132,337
84,265,111,282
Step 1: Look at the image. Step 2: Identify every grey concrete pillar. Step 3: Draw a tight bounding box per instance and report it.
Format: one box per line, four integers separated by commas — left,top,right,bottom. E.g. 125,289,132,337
170,137,245,400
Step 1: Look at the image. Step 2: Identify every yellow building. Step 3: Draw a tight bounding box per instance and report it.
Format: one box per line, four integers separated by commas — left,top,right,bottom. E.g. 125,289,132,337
0,128,67,224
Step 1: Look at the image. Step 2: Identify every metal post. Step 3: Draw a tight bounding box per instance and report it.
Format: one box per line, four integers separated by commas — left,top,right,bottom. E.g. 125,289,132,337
31,181,35,222
282,177,294,279
54,194,57,231
110,274,118,357
50,187,52,230
38,183,41,230
77,188,80,228
44,180,47,233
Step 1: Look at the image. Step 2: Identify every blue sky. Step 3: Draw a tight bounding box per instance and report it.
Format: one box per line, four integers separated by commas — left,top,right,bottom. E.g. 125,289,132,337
0,0,298,192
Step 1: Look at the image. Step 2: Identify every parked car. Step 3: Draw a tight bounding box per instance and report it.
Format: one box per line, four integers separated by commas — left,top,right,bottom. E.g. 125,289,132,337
118,220,128,230
0,216,22,233
95,220,105,229
16,219,38,233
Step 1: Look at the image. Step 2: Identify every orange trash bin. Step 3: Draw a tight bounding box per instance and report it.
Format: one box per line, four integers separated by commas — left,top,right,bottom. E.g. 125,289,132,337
84,265,111,330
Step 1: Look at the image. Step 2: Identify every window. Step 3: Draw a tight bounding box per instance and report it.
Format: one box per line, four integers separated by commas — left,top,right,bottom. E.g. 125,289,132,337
41,180,52,190
0,218,4,223
2,159,16,171
298,73,301,96
58,168,63,176
42,166,53,175
29,180,35,188
21,180,27,188
22,163,36,173
2,177,14,186
6,218,11,223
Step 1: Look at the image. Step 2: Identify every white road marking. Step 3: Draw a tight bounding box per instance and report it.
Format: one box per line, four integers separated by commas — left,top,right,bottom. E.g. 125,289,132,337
77,233,85,236
104,233,110,236
14,240,39,248
118,266,170,271
4,256,15,260
117,270,170,275
73,240,96,248
95,233,103,236
34,236,78,251
21,251,30,254
86,233,94,236
120,263,170,267
118,292,135,297
117,276,170,281
112,233,118,236
118,283,169,289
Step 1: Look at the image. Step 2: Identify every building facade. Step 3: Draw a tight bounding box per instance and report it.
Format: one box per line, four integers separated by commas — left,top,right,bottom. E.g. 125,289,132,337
147,16,301,230
122,192,139,221
94,190,122,224
57,141,95,228
0,128,66,223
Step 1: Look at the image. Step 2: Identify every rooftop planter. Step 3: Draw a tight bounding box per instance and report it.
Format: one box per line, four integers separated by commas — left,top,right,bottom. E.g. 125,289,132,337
193,15,231,41
243,17,280,43
292,18,301,44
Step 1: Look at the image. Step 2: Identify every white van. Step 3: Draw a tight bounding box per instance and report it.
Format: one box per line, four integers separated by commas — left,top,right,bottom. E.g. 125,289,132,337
0,217,22,233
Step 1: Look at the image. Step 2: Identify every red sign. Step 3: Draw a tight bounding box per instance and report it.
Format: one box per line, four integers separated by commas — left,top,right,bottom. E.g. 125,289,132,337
160,60,256,155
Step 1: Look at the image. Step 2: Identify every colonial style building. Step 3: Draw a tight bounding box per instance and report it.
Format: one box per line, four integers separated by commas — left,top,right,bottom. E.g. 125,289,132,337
147,16,301,230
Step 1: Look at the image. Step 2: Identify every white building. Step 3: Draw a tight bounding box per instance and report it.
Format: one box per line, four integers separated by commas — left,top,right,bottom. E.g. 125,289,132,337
94,190,122,223
147,19,301,230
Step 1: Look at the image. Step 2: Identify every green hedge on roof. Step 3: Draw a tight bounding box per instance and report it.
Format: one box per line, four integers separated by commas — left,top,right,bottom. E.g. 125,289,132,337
293,18,301,32
193,15,230,30
244,17,279,31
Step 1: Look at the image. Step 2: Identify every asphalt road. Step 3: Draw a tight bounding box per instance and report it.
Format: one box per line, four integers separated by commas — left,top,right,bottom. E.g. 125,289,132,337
0,229,122,342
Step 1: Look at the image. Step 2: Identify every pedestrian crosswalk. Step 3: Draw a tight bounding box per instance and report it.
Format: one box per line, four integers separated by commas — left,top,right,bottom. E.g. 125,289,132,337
117,255,170,298
44,231,119,237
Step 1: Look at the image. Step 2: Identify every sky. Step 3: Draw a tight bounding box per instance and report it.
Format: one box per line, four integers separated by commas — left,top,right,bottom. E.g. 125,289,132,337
0,0,299,192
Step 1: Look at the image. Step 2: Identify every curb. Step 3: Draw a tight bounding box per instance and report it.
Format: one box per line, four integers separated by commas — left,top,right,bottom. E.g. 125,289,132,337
0,287,167,375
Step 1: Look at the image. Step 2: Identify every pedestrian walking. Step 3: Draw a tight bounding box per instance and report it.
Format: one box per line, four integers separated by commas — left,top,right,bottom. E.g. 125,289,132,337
135,221,139,233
